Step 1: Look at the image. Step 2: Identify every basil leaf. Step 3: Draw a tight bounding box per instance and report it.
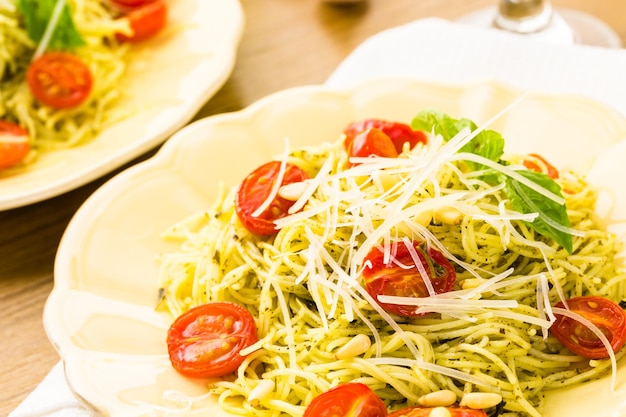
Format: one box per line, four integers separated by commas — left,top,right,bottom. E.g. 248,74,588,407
502,170,573,253
412,109,573,253
18,0,85,50
411,110,504,170
411,110,470,142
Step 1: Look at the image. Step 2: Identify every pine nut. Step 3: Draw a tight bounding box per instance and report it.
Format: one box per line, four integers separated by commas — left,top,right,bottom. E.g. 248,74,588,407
334,334,371,359
372,170,397,192
418,390,457,407
460,278,483,290
278,181,309,201
459,392,502,409
415,209,433,226
248,379,275,406
429,407,452,417
434,207,463,225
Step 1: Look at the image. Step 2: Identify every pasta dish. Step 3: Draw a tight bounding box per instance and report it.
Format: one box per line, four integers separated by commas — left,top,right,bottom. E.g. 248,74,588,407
156,108,626,417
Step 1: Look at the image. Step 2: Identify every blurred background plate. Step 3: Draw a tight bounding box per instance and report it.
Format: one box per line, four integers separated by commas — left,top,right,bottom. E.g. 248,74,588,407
0,0,244,211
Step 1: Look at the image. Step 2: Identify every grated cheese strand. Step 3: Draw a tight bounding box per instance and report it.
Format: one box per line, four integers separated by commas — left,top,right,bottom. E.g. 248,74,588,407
377,295,518,309
252,137,290,218
553,307,618,391
402,237,437,297
457,268,515,300
33,0,67,60
452,153,565,206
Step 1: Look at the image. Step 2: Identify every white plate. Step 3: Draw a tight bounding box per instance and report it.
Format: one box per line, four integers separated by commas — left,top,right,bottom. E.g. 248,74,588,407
45,79,626,416
327,18,626,116
0,0,244,211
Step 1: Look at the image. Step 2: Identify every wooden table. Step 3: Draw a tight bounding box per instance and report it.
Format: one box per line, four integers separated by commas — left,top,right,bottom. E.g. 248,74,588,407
2,0,625,414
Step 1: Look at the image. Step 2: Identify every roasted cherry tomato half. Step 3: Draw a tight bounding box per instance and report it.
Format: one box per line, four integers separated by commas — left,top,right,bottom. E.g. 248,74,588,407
344,119,427,154
116,0,167,42
522,153,559,179
26,52,92,109
235,160,309,236
362,240,456,317
551,295,626,359
167,302,259,378
348,128,398,165
303,383,387,417
0,120,30,170
389,405,487,417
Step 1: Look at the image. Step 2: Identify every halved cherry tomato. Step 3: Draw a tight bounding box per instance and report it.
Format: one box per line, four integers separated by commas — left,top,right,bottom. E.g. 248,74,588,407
116,0,167,42
389,405,487,417
235,160,309,236
362,240,456,317
167,302,258,378
522,153,559,179
344,119,428,154
348,128,398,165
26,52,92,109
0,121,30,170
303,383,387,417
551,295,626,359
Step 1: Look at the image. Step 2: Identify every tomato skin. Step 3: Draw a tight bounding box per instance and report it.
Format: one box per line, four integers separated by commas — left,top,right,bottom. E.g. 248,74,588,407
389,405,487,417
303,383,387,417
522,153,559,179
116,0,167,42
0,121,30,170
235,160,309,236
344,119,427,154
348,128,398,164
26,52,92,109
166,302,259,378
362,241,456,317
551,295,626,359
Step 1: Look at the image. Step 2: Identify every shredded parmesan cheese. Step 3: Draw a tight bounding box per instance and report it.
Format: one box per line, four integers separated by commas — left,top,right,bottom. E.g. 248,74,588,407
252,138,291,218
33,0,67,60
553,307,618,391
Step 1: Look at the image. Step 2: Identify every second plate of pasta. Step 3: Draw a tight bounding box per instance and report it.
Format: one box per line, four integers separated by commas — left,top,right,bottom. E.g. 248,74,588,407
0,0,244,210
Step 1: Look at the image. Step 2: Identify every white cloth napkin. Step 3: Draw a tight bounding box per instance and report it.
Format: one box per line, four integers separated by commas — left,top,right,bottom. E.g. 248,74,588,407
327,18,626,116
11,17,626,417
9,362,92,417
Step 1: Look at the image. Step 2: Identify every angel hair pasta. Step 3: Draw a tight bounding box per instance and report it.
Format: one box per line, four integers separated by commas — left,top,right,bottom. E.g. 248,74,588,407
156,110,626,417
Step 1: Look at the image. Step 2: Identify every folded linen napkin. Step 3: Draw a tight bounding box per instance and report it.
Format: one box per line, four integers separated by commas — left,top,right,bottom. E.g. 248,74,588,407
9,362,91,417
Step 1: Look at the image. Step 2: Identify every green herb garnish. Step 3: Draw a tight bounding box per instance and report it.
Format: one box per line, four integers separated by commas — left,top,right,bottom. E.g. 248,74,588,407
17,0,85,50
412,110,573,253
